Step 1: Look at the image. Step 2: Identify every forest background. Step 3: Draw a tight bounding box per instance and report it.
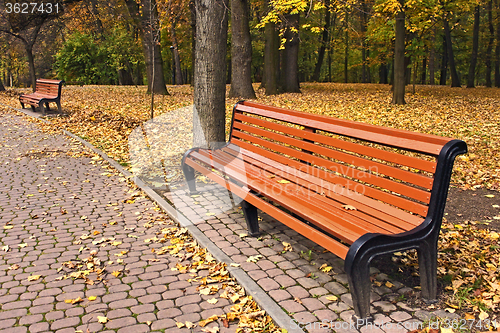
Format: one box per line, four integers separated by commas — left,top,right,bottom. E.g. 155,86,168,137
1,0,499,96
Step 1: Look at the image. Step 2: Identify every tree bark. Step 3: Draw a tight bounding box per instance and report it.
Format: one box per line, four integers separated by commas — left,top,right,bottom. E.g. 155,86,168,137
344,10,349,83
429,30,435,84
193,0,228,149
392,0,405,105
0,79,5,91
263,19,279,94
229,0,255,99
486,0,494,87
440,34,448,85
170,23,184,85
421,56,427,84
359,0,370,83
281,13,300,93
467,5,480,88
123,0,169,94
379,63,388,84
312,0,331,82
443,19,460,87
496,0,500,87
190,0,196,87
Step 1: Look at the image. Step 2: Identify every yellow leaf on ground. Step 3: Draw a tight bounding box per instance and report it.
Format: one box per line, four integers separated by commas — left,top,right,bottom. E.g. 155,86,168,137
3,225,13,229
207,298,218,304
88,296,97,301
176,322,185,328
326,295,338,301
385,281,394,288
28,275,41,281
485,194,495,198
479,310,489,320
342,205,357,210
277,179,290,184
112,271,121,277
198,315,218,327
97,316,108,323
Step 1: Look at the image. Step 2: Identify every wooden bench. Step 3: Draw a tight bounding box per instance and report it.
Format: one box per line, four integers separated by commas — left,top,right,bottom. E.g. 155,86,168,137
19,79,64,115
181,101,467,320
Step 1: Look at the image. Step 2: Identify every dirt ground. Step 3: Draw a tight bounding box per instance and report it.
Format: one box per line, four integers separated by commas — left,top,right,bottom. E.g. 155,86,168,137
445,186,500,230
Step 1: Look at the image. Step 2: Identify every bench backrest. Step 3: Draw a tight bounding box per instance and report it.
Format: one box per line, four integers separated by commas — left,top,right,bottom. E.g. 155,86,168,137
35,79,64,97
229,101,466,224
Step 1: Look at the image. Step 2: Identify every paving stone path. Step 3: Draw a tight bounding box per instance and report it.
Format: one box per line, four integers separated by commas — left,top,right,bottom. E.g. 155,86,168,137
0,107,460,333
0,110,236,333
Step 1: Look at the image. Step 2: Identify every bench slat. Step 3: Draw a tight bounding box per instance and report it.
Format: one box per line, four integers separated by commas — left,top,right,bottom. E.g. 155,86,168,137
234,112,437,173
232,120,434,190
230,137,429,216
189,150,368,243
232,129,432,205
222,144,424,228
208,148,403,234
185,157,351,258
237,103,448,155
217,148,418,233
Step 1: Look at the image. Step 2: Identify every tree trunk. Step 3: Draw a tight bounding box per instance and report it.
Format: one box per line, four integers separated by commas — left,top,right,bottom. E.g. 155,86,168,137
25,44,37,91
443,19,460,87
312,0,331,82
263,0,280,95
281,13,300,93
467,5,480,88
193,0,228,149
344,10,349,83
486,0,494,87
421,56,427,84
429,31,435,84
359,0,370,83
124,0,169,94
169,22,184,85
229,0,256,99
440,34,448,85
379,63,388,84
392,0,405,105
0,79,5,91
496,0,500,87
190,0,196,87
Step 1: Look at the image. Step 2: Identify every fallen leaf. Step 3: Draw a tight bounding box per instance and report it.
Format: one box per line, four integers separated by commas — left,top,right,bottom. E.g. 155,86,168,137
97,316,108,323
207,298,218,304
342,204,357,210
326,295,338,301
28,275,41,281
88,296,97,301
277,179,290,184
176,322,185,328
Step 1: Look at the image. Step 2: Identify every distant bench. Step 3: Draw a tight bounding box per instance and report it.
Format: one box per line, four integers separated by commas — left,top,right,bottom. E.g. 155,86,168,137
20,79,64,115
181,101,467,320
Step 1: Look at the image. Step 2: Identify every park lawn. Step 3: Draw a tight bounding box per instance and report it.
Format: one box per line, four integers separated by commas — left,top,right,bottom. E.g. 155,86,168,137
1,83,499,325
1,83,499,191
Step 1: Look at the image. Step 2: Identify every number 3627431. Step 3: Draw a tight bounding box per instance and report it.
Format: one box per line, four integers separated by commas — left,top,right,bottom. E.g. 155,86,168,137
5,2,60,14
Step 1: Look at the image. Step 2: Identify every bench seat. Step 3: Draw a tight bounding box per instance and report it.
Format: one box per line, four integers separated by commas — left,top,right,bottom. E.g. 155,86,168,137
20,79,64,115
182,101,467,320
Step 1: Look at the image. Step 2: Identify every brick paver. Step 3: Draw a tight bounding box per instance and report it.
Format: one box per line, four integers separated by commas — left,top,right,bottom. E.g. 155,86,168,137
0,106,459,333
0,109,246,332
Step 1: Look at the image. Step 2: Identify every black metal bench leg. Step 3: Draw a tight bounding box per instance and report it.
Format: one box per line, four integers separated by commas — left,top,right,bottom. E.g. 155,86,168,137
418,237,438,302
57,101,62,113
241,200,260,237
31,105,36,112
346,255,373,323
182,163,197,194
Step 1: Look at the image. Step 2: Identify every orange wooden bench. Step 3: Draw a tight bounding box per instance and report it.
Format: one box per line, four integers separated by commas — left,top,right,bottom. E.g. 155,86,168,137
19,79,64,115
181,101,467,320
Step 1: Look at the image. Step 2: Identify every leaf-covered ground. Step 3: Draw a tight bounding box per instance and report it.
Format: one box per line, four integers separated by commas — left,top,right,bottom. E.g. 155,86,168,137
1,83,499,190
2,83,499,329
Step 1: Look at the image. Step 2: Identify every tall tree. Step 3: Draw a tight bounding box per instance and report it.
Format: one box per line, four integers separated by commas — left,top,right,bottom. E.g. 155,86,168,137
485,0,494,87
496,0,500,87
312,0,332,82
262,0,280,95
229,0,256,98
467,5,480,88
443,19,460,87
164,0,186,85
392,0,405,105
281,13,301,92
0,0,72,90
123,0,169,94
193,0,228,148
